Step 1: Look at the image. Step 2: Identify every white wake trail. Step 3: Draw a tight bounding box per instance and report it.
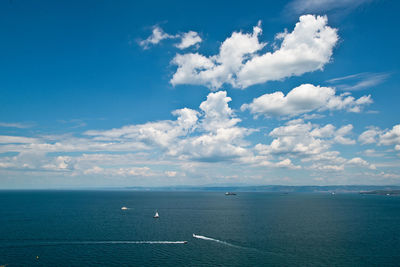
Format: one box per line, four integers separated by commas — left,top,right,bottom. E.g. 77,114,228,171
192,234,242,249
1,240,188,247
192,234,284,256
64,241,187,244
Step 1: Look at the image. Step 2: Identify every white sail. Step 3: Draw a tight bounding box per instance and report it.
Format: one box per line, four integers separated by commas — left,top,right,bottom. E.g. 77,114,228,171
154,211,159,218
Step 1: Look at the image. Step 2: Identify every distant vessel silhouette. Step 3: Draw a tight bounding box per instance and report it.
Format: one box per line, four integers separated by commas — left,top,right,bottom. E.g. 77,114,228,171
121,206,128,210
153,211,159,218
225,192,236,196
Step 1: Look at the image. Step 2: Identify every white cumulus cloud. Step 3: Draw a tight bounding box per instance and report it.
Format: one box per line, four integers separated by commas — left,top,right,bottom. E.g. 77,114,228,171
358,127,381,144
257,119,355,158
276,158,302,169
172,91,252,162
171,15,338,89
347,157,376,170
175,31,202,49
241,84,372,118
165,171,178,177
334,124,356,145
379,124,400,147
359,124,400,151
85,91,251,163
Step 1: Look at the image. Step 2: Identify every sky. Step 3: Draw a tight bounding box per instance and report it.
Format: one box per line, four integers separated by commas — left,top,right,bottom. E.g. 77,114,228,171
1,0,400,188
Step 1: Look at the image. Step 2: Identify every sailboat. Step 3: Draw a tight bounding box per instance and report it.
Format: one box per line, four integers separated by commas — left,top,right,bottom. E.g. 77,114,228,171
153,211,159,218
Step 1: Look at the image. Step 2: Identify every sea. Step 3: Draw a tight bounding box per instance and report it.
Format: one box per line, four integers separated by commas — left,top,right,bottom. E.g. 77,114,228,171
0,190,399,266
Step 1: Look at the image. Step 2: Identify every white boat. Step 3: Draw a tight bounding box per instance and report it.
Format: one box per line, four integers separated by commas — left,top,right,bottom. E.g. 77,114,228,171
153,211,159,218
121,206,128,210
225,192,236,196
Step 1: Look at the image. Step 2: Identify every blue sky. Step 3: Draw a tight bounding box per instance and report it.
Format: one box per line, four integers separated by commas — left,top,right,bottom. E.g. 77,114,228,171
1,0,400,188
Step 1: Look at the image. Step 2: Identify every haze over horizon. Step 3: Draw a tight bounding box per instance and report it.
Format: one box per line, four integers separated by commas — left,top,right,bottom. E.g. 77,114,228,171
1,0,400,188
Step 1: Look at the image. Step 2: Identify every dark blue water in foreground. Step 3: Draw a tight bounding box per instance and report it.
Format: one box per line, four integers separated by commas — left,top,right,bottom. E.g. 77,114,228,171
0,191,399,266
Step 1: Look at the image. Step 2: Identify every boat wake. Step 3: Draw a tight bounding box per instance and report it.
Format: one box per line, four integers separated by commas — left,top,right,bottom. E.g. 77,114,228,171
0,240,188,247
59,241,187,244
192,233,277,255
192,234,244,249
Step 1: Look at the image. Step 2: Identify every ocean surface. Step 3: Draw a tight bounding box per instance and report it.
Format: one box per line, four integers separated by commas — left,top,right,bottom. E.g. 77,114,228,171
0,191,399,266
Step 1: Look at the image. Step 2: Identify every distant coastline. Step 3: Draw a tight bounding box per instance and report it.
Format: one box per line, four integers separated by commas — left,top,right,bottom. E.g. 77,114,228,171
2,185,400,193
122,185,400,193
359,190,400,195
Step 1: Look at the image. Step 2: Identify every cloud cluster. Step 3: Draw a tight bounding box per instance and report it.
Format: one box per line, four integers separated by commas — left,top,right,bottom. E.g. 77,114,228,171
86,91,250,162
175,92,252,162
2,13,396,186
0,93,385,182
241,84,372,118
171,15,338,89
251,119,378,172
359,124,400,151
86,108,199,148
256,119,354,156
0,91,255,180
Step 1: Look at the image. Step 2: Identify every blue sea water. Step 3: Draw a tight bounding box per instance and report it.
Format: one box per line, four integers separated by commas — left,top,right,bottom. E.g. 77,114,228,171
0,191,399,266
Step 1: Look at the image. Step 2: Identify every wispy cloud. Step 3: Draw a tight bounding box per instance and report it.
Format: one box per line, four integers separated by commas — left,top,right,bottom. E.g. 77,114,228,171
57,119,87,129
139,25,201,50
0,135,38,144
285,0,375,16
139,26,178,49
326,72,391,91
0,122,33,129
